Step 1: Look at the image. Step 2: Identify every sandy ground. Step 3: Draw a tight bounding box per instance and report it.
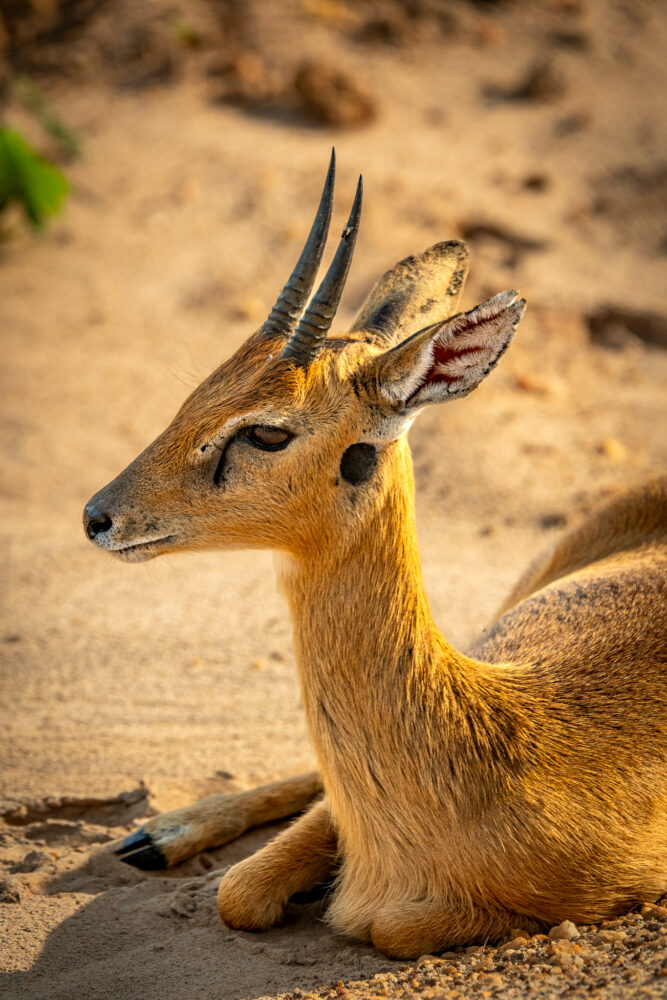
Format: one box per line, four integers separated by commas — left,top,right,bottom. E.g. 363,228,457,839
1,1,666,998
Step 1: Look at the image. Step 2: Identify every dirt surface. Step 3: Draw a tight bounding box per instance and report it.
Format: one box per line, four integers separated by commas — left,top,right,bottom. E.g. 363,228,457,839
1,1,666,998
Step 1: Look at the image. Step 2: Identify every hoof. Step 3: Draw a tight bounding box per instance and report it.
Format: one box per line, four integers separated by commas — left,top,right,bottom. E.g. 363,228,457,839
114,827,168,870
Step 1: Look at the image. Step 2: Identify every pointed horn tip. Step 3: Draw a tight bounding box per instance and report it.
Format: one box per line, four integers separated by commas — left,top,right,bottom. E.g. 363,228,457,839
326,147,336,182
340,176,363,239
261,151,338,340
352,175,363,212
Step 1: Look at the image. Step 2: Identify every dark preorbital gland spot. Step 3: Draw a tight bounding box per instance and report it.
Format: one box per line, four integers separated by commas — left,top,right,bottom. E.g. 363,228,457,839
340,443,377,486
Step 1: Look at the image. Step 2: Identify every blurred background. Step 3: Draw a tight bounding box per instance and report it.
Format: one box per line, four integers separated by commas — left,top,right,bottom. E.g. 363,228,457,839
1,1,666,995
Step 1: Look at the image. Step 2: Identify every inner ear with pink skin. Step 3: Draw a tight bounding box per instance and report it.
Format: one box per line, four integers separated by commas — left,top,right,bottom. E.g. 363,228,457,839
369,290,526,413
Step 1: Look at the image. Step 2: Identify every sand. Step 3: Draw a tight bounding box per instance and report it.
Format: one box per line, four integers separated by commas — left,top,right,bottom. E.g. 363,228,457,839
1,1,666,997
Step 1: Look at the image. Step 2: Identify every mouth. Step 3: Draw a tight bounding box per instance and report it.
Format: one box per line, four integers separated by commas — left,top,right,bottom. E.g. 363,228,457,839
108,536,178,563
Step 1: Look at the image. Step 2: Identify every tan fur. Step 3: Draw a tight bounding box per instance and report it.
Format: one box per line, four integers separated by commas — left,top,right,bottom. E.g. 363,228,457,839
495,477,667,615
219,800,337,931
86,237,667,959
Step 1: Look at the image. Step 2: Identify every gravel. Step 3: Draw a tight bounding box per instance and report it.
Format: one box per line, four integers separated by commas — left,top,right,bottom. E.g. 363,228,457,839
273,903,667,1000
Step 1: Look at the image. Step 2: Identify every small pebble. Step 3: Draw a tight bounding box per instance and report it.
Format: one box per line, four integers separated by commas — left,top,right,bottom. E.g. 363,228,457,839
500,938,524,951
598,437,627,462
548,919,580,941
14,850,51,873
0,878,20,904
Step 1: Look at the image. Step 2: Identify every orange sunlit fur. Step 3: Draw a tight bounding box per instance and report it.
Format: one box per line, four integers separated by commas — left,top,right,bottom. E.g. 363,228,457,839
88,241,667,959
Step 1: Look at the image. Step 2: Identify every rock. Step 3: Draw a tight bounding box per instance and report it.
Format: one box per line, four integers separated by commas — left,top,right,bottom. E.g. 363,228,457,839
641,903,667,920
486,973,504,986
597,437,627,462
593,929,627,947
516,61,566,101
540,512,568,530
548,939,582,955
355,8,411,47
209,51,277,106
459,219,547,268
500,938,525,951
587,306,667,350
293,62,376,127
523,173,550,192
550,951,575,969
513,372,552,395
473,954,495,971
14,849,51,873
548,919,580,941
0,878,20,903
486,60,566,104
504,950,528,965
169,891,197,917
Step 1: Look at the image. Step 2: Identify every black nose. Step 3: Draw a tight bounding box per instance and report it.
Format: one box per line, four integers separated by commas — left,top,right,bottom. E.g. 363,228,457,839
84,503,113,540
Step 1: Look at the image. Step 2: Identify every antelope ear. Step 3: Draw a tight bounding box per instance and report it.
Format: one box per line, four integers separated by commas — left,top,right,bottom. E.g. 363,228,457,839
368,290,525,412
350,240,470,344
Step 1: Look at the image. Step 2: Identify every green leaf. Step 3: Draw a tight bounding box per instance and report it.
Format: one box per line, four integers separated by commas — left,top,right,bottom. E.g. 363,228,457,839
0,127,69,228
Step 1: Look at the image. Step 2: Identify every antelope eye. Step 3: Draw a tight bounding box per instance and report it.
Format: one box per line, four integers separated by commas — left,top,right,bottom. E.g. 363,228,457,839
245,425,293,451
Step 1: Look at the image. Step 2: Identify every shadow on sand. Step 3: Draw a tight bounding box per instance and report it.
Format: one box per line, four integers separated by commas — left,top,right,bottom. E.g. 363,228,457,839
5,823,393,1000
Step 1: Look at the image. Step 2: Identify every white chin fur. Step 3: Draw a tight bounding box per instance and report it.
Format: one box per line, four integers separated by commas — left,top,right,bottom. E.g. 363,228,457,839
101,535,177,562
110,547,160,563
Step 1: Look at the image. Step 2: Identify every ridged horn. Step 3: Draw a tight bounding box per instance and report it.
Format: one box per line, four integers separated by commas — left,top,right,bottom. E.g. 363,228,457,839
281,175,363,367
262,150,336,338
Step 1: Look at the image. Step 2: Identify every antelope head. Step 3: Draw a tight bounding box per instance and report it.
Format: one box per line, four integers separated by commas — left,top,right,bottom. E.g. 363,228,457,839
84,152,525,562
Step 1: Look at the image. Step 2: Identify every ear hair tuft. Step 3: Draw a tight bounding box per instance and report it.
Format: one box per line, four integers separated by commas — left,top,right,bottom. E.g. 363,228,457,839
370,290,526,417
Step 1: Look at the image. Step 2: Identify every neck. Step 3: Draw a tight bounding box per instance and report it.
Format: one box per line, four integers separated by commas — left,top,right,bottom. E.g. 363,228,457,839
276,440,472,813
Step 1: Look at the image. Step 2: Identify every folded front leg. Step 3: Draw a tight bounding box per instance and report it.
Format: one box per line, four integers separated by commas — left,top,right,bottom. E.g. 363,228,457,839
217,799,337,930
114,772,321,869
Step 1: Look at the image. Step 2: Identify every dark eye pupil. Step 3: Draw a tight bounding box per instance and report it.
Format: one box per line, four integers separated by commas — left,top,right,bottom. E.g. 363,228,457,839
248,425,291,450
254,427,285,444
